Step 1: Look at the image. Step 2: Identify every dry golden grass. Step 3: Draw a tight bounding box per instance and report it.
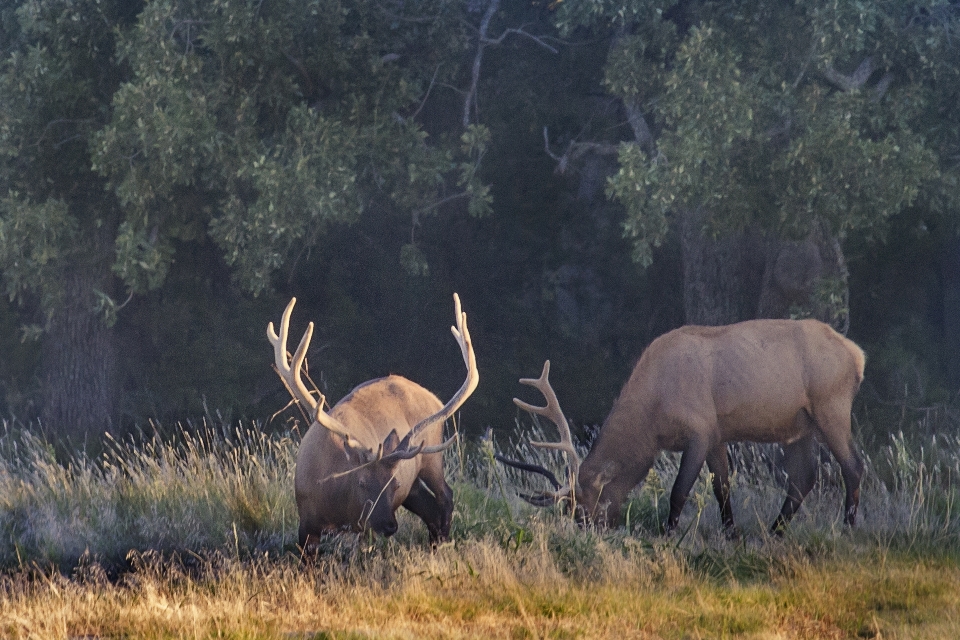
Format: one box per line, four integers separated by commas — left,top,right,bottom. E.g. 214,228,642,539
1,422,958,638
2,534,958,639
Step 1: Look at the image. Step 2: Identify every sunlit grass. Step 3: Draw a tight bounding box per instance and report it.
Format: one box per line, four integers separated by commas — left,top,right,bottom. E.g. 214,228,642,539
2,533,958,638
0,418,958,638
0,422,299,569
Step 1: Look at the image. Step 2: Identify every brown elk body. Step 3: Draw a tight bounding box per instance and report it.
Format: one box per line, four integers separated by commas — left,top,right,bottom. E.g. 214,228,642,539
269,294,477,547
505,318,866,534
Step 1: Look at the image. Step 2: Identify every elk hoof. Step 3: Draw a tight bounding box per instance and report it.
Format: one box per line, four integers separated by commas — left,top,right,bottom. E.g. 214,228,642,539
769,518,788,537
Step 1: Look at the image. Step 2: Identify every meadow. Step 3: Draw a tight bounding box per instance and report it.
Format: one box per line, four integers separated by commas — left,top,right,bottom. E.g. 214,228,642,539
0,416,958,639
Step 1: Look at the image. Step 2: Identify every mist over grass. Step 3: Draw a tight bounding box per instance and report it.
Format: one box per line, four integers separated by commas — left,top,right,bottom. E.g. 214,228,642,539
0,417,958,637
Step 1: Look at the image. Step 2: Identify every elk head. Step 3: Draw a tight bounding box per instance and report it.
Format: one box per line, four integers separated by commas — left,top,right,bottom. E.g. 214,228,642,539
316,429,426,537
497,360,619,527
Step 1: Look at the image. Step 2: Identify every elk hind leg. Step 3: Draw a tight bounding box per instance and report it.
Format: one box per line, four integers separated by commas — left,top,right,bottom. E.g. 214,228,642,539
706,443,736,533
812,401,864,527
771,432,818,534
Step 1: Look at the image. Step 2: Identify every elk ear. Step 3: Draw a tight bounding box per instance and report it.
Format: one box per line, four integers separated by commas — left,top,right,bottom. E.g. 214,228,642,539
343,438,375,464
381,429,401,456
593,461,619,489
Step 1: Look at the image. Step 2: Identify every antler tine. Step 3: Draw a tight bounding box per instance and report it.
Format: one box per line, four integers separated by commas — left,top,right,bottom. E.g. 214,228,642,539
267,298,318,412
513,361,580,466
494,453,563,490
495,450,572,505
268,298,358,444
512,359,581,503
380,431,459,465
405,293,479,445
419,433,458,455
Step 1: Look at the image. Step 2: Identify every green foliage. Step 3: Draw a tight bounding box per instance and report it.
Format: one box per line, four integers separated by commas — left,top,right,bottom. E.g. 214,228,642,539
553,0,677,37
0,0,485,324
398,243,429,278
92,0,482,296
0,0,501,425
0,0,128,312
0,194,76,308
0,0,956,440
459,124,493,218
211,108,361,293
586,1,960,263
602,14,676,103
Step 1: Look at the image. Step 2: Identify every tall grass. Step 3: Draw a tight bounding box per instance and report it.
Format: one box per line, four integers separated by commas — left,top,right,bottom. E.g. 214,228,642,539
0,417,958,638
0,421,298,570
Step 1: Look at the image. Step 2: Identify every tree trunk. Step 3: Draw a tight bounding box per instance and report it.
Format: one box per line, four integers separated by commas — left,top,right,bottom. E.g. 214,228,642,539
681,210,850,331
755,218,850,332
40,260,117,441
942,236,960,390
679,208,765,325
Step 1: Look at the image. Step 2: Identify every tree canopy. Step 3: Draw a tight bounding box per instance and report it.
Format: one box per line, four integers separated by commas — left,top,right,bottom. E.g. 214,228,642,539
93,0,491,296
0,0,492,433
0,0,958,440
582,0,960,267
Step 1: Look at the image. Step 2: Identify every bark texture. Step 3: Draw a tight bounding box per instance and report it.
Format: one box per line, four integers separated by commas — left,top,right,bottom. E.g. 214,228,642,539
756,218,850,333
681,210,850,332
942,237,960,390
680,208,765,326
40,260,117,439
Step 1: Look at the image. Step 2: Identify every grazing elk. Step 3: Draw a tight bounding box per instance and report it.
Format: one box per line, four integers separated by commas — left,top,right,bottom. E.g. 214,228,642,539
269,293,478,547
500,319,866,534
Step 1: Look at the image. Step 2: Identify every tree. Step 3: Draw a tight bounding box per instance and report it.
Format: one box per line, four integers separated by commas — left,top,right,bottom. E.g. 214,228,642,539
553,0,960,328
95,0,491,296
0,0,140,436
0,0,489,435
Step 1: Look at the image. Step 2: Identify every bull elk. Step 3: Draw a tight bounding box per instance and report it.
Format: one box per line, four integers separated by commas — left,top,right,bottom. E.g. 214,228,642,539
501,319,866,534
269,293,478,547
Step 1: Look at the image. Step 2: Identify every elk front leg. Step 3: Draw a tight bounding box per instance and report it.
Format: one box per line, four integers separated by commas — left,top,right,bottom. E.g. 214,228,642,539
666,437,712,533
403,469,453,544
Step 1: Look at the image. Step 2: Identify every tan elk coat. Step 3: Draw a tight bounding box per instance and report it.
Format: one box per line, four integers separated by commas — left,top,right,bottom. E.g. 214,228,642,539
506,318,865,534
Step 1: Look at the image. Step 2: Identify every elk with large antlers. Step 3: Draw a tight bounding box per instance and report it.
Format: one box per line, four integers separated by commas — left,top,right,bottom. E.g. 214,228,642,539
500,319,866,535
269,293,478,547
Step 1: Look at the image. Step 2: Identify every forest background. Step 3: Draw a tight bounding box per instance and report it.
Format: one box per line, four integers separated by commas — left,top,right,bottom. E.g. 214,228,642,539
1,0,959,449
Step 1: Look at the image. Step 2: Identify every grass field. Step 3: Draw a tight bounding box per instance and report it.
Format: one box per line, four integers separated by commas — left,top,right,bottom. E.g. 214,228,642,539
0,419,958,639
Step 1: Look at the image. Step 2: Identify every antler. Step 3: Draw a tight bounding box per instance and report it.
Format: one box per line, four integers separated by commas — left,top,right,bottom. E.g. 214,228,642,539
267,298,359,445
400,293,478,453
381,432,460,464
508,360,580,506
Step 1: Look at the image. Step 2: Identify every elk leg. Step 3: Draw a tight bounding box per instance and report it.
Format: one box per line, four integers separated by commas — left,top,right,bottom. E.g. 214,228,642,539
422,461,455,539
298,523,311,551
771,433,818,534
811,403,864,527
666,438,711,532
403,475,454,544
705,443,735,531
837,442,864,526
